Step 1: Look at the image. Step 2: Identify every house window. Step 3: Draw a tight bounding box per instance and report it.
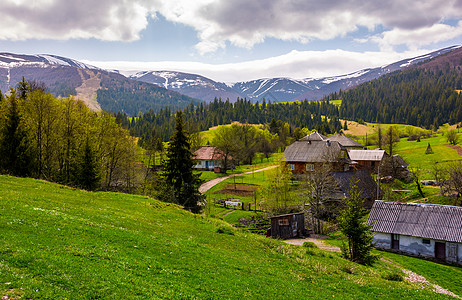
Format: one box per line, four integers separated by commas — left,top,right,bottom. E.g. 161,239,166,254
306,164,314,171
288,164,295,171
422,239,430,245
278,218,289,226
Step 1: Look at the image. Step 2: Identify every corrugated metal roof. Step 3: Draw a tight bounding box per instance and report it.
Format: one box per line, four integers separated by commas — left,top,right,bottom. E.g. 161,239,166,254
330,170,382,199
348,150,385,161
368,201,462,243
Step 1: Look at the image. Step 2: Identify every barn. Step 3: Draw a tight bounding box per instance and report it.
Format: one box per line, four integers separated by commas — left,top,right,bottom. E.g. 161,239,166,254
269,213,305,239
368,201,462,265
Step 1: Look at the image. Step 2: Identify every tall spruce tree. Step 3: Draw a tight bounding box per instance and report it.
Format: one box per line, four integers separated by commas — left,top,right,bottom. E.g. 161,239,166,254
157,111,203,213
0,90,32,176
337,180,378,265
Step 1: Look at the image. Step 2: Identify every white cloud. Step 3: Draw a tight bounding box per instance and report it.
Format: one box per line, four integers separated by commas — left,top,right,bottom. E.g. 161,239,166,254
85,49,430,83
0,0,461,53
377,21,462,51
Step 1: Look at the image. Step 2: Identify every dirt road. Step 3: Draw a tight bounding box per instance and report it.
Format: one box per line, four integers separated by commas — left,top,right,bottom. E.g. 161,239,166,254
199,165,277,193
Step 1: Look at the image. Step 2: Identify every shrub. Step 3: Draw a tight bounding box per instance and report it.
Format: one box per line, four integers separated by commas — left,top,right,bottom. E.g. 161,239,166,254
303,241,318,249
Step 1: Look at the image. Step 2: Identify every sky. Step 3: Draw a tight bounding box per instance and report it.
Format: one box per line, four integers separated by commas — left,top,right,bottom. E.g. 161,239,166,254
0,0,461,82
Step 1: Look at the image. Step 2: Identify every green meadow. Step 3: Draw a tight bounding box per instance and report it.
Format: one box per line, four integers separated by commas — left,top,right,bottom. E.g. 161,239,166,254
1,175,457,299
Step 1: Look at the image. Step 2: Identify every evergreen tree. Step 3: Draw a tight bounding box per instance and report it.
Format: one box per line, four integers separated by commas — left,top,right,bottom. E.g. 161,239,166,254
157,111,203,213
73,138,101,191
337,180,378,265
0,90,32,176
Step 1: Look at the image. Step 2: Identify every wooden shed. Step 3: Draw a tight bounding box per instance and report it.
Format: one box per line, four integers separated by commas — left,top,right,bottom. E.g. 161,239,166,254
269,213,305,239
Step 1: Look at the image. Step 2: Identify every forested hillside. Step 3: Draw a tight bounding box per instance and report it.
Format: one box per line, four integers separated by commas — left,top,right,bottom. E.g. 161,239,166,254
0,84,142,192
95,73,201,116
128,98,342,142
333,48,462,128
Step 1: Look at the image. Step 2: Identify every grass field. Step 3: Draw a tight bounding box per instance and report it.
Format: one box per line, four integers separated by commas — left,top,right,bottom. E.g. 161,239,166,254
1,175,458,299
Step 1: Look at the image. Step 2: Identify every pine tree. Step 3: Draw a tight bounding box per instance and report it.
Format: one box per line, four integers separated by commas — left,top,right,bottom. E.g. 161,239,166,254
0,90,32,176
337,180,378,265
157,111,203,213
73,138,101,191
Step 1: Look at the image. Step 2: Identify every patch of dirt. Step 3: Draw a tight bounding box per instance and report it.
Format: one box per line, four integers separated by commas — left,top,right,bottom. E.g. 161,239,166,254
75,69,101,111
213,184,259,197
445,144,462,157
283,238,341,252
342,120,371,136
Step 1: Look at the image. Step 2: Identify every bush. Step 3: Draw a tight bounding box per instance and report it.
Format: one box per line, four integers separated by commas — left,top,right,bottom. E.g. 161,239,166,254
302,241,318,249
382,272,404,281
216,226,234,235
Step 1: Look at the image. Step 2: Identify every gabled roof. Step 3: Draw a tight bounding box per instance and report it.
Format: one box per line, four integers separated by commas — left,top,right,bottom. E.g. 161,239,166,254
327,134,364,148
193,146,227,160
300,132,328,141
330,170,381,199
349,149,385,161
284,140,345,163
368,201,462,243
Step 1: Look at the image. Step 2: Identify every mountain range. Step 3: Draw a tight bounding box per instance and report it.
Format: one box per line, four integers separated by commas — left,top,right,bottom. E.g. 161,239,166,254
0,45,460,115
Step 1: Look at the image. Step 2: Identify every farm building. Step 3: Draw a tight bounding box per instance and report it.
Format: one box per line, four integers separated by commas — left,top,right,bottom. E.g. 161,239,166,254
284,132,350,174
368,201,462,265
327,133,365,150
330,170,383,208
269,213,305,239
193,146,231,172
349,149,385,174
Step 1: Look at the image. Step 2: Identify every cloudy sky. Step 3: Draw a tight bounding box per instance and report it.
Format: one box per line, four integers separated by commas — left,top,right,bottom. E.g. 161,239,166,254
0,0,461,82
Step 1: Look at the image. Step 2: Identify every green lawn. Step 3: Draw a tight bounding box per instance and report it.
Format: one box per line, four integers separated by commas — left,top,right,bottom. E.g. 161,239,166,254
0,175,455,299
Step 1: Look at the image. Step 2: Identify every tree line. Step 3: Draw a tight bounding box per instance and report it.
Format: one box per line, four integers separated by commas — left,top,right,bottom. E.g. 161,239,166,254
0,79,142,192
128,97,343,145
331,68,462,128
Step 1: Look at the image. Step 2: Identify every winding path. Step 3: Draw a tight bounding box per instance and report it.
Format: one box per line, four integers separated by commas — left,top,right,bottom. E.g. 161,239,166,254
199,165,277,194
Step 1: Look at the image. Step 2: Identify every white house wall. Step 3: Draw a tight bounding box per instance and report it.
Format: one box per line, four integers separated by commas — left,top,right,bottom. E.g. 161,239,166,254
373,232,462,265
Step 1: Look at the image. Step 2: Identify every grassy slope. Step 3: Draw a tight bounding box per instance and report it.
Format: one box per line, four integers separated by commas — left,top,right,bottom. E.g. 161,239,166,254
0,176,452,299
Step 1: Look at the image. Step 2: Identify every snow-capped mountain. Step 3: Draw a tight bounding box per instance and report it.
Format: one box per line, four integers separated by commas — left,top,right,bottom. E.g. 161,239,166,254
130,46,460,103
129,71,242,102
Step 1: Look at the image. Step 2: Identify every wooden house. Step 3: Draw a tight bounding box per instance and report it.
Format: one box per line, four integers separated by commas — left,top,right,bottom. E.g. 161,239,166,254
330,170,383,208
284,132,350,174
269,213,305,239
327,133,365,150
349,149,385,174
193,146,231,171
368,201,462,265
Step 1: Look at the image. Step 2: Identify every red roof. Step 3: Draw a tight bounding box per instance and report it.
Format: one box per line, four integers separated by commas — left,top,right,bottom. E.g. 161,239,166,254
193,146,228,160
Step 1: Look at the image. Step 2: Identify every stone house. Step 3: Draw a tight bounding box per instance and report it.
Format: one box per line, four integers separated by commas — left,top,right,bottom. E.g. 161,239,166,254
368,201,462,265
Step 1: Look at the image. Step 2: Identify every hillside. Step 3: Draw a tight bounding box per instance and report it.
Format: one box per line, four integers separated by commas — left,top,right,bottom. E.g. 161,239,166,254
0,53,199,115
334,48,462,128
0,175,456,299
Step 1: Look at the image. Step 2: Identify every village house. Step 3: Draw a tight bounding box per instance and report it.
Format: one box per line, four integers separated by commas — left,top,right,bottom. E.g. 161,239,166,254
284,132,351,174
193,146,231,172
349,149,385,174
327,133,365,150
368,201,462,265
330,170,383,208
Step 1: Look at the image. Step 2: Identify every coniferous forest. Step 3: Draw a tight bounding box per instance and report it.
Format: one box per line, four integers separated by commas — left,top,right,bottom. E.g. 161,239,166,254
334,68,462,129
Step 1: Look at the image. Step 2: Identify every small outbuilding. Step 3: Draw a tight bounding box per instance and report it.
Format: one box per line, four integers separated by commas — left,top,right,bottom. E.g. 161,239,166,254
368,201,462,265
349,149,385,174
269,213,305,239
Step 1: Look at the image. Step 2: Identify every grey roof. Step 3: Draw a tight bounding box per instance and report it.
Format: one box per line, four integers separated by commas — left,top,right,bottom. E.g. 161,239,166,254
349,149,385,161
284,140,345,163
331,170,381,199
368,201,462,243
300,132,328,141
327,134,364,148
